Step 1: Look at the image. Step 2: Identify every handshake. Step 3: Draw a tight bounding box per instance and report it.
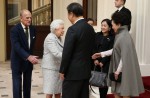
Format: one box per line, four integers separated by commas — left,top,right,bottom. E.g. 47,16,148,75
27,55,39,64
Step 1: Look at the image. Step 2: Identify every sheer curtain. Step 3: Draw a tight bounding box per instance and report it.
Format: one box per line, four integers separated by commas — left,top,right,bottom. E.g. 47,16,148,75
136,0,150,65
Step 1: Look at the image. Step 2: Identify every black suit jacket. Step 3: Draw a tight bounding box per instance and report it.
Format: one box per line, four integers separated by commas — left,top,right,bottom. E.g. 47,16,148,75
59,19,95,80
10,23,36,71
116,7,132,30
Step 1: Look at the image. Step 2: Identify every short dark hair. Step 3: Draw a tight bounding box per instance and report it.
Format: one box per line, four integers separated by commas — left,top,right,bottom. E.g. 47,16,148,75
123,0,126,5
67,2,83,17
86,18,94,22
111,12,129,26
101,19,114,35
101,19,112,28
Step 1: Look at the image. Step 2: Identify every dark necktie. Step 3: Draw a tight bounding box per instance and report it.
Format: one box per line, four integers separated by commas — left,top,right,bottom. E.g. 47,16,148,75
116,10,119,12
25,27,29,40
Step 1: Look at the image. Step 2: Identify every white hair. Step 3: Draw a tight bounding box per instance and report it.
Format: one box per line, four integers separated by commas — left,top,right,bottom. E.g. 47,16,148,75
50,19,64,33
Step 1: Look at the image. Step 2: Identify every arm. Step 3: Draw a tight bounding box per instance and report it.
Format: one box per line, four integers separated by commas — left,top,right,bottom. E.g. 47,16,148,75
116,59,122,73
114,59,122,80
101,49,113,57
10,27,38,64
46,36,62,60
92,49,113,59
59,27,76,74
10,28,30,60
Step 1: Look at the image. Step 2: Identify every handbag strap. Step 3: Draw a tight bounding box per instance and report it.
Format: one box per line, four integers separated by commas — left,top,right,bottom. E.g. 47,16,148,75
90,85,99,94
93,65,104,72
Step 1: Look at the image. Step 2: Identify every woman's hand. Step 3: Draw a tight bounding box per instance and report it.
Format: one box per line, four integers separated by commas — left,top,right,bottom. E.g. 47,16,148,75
94,60,99,66
92,53,101,59
99,62,103,67
114,71,120,80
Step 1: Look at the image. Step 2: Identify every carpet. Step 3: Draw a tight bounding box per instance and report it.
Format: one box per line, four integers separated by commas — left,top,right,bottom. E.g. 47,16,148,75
106,76,150,98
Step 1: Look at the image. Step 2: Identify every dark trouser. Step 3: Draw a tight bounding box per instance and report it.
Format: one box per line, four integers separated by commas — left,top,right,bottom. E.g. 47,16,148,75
99,86,108,98
62,79,89,98
12,69,32,98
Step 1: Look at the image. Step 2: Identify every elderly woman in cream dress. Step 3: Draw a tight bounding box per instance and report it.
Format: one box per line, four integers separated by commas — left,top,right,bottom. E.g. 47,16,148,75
41,19,64,98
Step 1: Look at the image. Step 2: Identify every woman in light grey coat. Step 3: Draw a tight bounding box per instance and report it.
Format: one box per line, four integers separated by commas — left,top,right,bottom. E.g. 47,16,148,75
108,12,144,98
41,19,64,98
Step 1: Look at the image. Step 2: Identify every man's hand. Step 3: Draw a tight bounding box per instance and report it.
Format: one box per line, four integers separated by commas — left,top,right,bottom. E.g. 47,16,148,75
59,73,65,80
92,53,101,59
27,55,39,64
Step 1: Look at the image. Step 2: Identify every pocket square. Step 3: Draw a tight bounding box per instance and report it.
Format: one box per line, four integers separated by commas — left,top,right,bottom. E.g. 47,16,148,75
33,36,35,39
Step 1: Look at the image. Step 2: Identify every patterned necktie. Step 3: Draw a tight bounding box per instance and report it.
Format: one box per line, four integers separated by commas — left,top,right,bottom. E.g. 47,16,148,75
25,27,29,40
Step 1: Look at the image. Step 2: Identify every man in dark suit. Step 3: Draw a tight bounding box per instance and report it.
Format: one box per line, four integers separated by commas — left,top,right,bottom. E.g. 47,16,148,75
10,9,39,98
114,0,131,31
59,2,95,98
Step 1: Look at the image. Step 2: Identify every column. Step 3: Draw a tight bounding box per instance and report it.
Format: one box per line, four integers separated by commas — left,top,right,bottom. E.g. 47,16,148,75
0,0,6,62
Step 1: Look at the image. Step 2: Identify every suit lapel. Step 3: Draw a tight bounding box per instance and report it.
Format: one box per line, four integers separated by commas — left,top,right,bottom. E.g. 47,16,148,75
18,23,29,49
52,33,63,48
56,38,63,48
74,19,85,25
120,7,125,12
29,27,33,46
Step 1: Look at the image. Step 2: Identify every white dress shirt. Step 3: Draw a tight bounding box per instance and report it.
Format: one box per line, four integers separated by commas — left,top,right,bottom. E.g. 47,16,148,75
21,23,31,48
101,49,122,72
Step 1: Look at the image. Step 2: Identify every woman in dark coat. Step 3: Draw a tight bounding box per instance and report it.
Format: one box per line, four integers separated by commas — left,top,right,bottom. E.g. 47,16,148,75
93,19,115,98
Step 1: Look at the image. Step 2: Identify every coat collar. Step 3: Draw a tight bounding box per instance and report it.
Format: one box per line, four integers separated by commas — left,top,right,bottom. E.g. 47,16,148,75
18,23,33,49
74,18,84,24
50,33,63,48
117,6,124,12
18,23,29,47
74,18,85,25
116,25,128,34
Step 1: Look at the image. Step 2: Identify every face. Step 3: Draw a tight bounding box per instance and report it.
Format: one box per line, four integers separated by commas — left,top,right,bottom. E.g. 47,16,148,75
20,11,32,27
68,12,74,24
55,24,64,37
114,0,124,8
112,20,120,33
87,20,94,26
101,21,110,34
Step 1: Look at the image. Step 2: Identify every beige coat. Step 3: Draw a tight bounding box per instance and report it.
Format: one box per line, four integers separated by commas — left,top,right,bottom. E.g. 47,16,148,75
107,26,144,96
41,33,63,71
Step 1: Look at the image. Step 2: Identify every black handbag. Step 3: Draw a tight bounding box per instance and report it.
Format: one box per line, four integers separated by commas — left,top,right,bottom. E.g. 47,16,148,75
109,72,122,82
89,67,107,88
